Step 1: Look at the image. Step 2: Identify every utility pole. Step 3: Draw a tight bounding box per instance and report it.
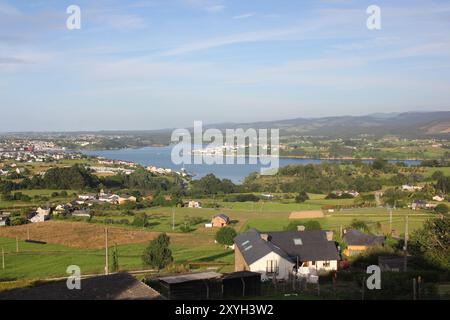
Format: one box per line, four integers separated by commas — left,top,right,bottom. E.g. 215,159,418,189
27,226,30,240
362,277,366,300
105,227,109,275
403,215,409,271
389,208,393,235
339,225,343,238
1,247,4,270
172,207,175,231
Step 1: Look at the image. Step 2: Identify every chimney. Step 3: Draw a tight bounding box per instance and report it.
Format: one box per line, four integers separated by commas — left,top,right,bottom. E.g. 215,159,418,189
325,231,334,241
297,225,305,232
260,233,270,241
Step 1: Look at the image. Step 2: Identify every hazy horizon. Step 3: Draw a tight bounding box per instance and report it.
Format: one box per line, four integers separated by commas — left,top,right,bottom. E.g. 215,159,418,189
0,109,448,134
1,0,450,131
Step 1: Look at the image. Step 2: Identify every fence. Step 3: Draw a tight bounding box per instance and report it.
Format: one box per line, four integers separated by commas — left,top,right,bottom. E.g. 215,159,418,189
258,273,449,300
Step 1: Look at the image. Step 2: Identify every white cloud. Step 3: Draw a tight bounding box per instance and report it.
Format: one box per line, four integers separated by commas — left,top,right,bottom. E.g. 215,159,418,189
204,5,225,13
99,14,147,30
160,26,313,56
233,12,256,19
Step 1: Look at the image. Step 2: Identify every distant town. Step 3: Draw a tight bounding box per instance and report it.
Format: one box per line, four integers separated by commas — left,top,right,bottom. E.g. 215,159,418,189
0,127,449,300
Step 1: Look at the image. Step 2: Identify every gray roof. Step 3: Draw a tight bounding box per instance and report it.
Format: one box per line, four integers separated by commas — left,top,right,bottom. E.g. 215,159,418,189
159,272,222,284
343,229,385,246
213,213,230,223
234,229,340,265
267,230,341,262
0,273,162,300
234,229,292,265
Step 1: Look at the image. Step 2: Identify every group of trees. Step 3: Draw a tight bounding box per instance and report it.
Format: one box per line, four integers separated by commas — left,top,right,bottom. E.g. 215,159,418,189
189,174,237,196
242,163,384,194
410,216,450,270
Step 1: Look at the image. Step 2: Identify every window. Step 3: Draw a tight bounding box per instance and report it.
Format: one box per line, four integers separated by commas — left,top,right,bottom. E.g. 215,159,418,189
266,260,278,274
323,261,331,267
293,238,303,245
311,261,316,266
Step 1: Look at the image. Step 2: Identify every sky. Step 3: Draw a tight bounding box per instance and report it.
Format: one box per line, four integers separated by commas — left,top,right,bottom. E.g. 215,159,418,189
1,0,450,131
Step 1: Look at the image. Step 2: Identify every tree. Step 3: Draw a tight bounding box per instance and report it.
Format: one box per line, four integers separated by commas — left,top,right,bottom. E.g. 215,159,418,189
295,191,309,203
142,233,173,270
409,216,450,270
111,244,119,272
132,212,148,228
372,158,387,170
39,165,99,189
382,188,407,207
350,219,371,233
435,204,449,215
431,170,444,181
215,227,237,246
435,175,450,194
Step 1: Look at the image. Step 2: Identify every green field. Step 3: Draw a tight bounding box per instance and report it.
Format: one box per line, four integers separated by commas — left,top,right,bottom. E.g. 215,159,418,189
0,236,233,283
0,194,437,285
0,189,78,210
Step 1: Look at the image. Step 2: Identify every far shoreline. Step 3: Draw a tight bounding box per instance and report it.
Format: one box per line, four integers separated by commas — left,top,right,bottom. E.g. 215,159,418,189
79,146,428,162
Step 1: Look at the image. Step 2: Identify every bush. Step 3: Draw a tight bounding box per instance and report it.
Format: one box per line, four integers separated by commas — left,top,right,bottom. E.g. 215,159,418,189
224,194,260,202
142,233,173,270
295,191,309,203
132,212,148,228
435,203,449,215
215,227,237,246
350,219,371,233
9,216,27,226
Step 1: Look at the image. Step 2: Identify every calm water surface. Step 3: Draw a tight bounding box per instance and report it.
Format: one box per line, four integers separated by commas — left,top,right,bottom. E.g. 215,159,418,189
84,147,421,184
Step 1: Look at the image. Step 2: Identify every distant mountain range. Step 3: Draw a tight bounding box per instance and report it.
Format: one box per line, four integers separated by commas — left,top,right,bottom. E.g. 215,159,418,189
2,111,449,140
206,111,450,138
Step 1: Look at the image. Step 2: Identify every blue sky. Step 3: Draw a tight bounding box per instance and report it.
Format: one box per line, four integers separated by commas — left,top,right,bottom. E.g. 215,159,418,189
1,0,450,131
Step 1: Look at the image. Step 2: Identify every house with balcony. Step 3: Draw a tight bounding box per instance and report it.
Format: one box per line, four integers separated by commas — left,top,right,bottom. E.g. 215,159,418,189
234,228,340,281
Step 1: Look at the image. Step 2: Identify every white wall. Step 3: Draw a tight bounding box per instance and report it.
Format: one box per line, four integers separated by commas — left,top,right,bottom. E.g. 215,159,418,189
303,260,338,274
249,252,294,280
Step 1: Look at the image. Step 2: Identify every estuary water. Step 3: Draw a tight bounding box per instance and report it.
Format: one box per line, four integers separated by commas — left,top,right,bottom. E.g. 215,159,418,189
84,146,421,184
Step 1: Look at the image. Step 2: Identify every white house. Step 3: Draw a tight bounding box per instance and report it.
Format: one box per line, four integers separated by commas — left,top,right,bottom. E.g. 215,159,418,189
187,201,202,208
0,213,11,227
402,185,423,192
78,194,97,201
433,195,445,202
234,228,340,281
29,208,51,223
36,207,51,216
99,193,120,204
118,195,137,205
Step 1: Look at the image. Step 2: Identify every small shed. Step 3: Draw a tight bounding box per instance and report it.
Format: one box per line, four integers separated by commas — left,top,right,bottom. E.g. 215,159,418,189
159,272,222,300
222,271,261,298
378,256,408,272
212,214,230,228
